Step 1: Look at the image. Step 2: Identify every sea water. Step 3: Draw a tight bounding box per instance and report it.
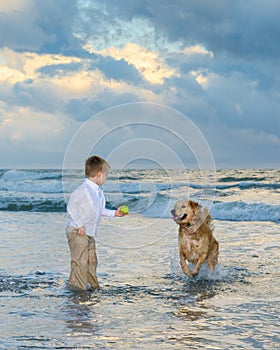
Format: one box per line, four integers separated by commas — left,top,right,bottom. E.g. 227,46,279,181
0,169,279,349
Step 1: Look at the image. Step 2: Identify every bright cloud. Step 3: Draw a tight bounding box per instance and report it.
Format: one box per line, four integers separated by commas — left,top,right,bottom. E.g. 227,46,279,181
183,45,214,58
0,48,81,84
49,68,160,102
84,42,178,84
190,69,216,89
0,47,163,122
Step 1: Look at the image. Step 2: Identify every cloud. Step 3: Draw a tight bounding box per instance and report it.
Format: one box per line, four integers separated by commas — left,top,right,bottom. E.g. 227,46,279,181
94,56,142,83
0,48,81,84
0,104,78,167
0,1,27,13
84,42,178,84
202,123,280,168
0,0,79,54
0,0,50,51
0,47,163,124
0,0,279,168
183,45,214,58
91,0,280,59
74,3,168,52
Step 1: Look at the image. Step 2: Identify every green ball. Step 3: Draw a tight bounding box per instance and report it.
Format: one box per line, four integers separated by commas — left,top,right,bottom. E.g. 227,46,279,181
120,205,129,214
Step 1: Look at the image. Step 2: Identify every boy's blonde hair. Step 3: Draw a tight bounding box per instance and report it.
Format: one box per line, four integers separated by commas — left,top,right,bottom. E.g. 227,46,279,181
85,155,110,177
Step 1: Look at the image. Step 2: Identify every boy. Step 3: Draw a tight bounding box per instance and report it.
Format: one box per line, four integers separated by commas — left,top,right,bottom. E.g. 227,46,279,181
66,155,125,291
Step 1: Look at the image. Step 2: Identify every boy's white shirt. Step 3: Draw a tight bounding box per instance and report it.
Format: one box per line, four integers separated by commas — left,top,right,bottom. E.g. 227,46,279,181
67,178,115,237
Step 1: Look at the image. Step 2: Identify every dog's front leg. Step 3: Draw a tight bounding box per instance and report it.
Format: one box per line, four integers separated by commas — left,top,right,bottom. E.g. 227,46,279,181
191,253,207,276
180,253,191,277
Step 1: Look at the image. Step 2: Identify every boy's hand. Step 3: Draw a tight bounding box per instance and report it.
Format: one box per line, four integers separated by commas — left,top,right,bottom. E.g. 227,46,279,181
115,207,128,217
78,226,86,235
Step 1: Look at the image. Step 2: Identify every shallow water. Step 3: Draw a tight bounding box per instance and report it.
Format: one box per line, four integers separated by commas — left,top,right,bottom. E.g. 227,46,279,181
1,212,279,349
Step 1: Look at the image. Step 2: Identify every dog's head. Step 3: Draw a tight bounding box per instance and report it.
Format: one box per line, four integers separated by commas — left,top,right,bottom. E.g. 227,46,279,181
171,200,201,225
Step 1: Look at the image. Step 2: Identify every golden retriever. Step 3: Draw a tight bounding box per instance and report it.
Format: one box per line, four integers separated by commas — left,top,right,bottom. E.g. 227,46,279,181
171,200,219,277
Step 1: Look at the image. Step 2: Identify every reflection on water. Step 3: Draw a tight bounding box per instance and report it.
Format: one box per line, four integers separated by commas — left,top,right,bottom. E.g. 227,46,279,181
173,307,208,320
63,291,100,336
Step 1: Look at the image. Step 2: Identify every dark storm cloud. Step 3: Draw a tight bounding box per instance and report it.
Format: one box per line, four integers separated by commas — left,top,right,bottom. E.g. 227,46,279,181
95,57,142,84
35,0,81,54
1,0,279,168
0,6,49,51
76,0,280,108
0,0,79,54
91,0,280,59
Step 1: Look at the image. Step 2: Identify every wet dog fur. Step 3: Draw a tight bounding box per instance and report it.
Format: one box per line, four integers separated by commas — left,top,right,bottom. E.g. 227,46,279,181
171,200,219,277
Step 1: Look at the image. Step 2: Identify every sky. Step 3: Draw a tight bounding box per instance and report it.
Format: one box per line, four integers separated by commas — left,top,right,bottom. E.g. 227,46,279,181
0,0,279,169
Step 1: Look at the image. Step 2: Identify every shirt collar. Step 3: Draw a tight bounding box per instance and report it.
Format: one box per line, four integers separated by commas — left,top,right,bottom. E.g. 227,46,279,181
85,178,100,191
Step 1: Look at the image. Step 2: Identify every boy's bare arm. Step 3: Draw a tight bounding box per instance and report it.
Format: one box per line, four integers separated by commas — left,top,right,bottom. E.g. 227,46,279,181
115,207,128,217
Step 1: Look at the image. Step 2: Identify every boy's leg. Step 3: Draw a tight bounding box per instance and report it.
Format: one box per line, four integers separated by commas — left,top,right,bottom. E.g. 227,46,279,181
66,228,89,290
88,237,100,289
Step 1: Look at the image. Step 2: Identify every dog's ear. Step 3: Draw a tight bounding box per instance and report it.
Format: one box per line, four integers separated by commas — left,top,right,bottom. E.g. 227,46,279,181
189,200,198,209
189,200,201,213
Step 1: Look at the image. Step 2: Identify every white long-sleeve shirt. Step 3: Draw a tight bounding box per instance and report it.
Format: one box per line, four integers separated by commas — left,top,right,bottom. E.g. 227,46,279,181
67,178,115,237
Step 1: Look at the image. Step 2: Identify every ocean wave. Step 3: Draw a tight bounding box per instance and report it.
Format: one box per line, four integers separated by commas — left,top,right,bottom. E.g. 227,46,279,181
1,193,279,223
0,169,63,193
215,181,280,191
1,169,62,181
2,178,278,194
0,197,66,212
131,196,280,223
1,169,279,223
2,170,279,195
218,176,266,182
211,201,280,223
0,180,63,193
98,192,280,223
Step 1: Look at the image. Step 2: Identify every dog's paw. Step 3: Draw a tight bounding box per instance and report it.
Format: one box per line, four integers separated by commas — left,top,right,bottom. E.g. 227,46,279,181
182,269,192,278
191,270,199,277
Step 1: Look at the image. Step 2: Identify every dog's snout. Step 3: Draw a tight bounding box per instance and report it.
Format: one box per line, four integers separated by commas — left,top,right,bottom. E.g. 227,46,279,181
171,209,175,216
